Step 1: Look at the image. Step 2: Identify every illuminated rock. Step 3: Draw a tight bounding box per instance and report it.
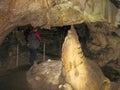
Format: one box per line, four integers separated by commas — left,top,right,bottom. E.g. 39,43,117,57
61,25,111,90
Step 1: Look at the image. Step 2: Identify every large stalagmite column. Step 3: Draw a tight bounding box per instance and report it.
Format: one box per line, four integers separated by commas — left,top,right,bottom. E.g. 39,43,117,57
61,25,111,90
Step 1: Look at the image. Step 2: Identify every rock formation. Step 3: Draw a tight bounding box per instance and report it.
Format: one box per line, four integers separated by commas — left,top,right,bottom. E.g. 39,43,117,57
26,25,120,90
27,60,63,90
86,22,120,67
61,25,111,90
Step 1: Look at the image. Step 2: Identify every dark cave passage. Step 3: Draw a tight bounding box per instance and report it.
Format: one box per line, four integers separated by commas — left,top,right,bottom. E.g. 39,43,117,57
0,24,70,70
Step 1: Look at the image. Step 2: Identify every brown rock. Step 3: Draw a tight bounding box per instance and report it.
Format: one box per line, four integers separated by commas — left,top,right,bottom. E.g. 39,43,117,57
27,60,63,90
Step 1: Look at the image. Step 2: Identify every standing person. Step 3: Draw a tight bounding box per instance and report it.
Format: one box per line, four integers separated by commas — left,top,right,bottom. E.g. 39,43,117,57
27,27,43,66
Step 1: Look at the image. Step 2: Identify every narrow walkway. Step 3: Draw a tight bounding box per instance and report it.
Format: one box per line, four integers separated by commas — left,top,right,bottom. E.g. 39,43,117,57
0,65,32,90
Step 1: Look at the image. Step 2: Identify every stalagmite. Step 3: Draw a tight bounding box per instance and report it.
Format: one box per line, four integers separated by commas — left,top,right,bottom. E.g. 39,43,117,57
61,25,111,90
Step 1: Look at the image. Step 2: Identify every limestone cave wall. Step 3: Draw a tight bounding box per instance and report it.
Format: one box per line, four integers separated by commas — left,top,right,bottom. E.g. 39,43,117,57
0,0,119,44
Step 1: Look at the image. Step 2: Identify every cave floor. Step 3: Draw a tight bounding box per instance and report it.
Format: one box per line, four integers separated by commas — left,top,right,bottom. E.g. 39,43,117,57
0,64,32,90
0,49,60,90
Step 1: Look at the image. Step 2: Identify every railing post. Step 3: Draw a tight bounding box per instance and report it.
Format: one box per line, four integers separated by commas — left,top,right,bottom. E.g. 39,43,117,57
43,42,46,61
16,44,19,67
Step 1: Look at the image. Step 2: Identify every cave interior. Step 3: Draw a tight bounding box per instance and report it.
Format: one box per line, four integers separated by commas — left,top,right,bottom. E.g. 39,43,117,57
0,0,120,90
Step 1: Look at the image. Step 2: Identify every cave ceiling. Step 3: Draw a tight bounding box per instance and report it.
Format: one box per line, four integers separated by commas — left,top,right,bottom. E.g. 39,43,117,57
0,0,120,44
